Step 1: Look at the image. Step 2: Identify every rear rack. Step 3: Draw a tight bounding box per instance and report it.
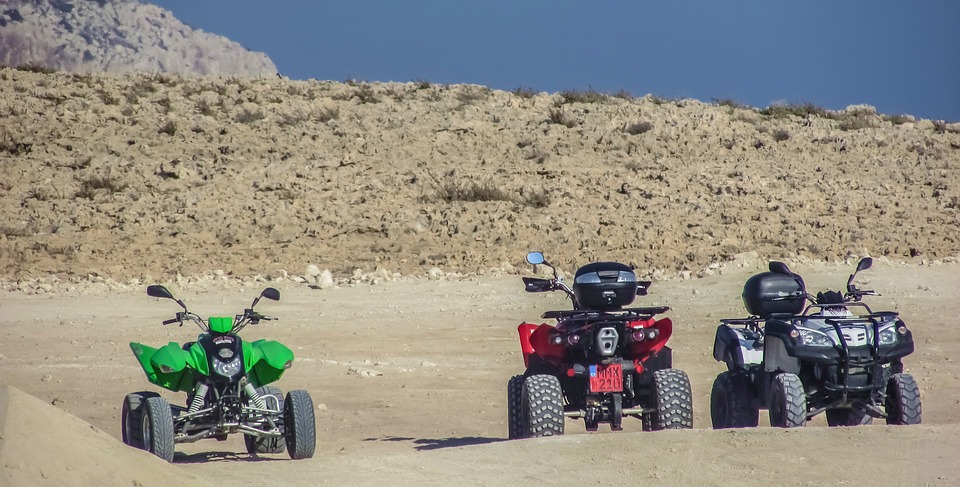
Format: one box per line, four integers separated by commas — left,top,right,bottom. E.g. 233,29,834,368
542,306,669,320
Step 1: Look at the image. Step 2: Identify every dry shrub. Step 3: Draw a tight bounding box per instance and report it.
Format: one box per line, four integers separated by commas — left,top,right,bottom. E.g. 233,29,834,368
548,108,577,128
623,122,653,135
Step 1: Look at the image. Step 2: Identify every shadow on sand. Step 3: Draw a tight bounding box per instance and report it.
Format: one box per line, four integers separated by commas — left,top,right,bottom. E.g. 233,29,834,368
363,435,505,451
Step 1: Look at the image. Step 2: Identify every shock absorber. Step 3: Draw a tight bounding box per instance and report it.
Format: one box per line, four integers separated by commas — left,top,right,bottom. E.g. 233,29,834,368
188,383,209,413
243,382,266,409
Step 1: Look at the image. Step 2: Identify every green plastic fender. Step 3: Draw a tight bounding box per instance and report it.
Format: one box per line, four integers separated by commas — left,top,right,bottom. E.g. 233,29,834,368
187,340,210,377
130,341,198,392
248,339,294,387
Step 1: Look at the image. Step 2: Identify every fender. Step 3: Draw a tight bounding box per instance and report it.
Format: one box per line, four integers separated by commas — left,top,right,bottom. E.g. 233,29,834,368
518,322,564,368
629,317,672,358
130,341,198,392
248,339,295,387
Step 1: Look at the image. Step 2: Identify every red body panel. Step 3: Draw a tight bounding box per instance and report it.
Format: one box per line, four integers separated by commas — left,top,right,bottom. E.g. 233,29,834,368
518,317,673,373
518,322,564,368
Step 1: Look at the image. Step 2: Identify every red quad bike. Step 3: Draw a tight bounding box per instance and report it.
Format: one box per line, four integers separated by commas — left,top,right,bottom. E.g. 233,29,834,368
507,252,693,438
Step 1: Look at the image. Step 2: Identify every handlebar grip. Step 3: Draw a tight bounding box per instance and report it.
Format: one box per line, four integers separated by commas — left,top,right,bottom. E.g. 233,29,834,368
162,318,179,325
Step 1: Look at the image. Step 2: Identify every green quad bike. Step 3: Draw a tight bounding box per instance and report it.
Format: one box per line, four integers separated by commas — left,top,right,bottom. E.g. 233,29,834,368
122,285,316,462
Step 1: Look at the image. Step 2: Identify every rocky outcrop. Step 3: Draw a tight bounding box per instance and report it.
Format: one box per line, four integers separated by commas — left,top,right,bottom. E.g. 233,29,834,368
0,0,276,76
0,70,958,280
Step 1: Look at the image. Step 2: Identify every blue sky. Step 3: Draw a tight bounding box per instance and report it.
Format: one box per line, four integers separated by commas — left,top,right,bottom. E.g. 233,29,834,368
151,1,960,121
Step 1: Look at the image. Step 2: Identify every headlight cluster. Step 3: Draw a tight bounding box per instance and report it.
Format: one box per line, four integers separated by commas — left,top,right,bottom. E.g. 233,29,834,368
213,357,242,377
794,327,834,347
878,322,907,345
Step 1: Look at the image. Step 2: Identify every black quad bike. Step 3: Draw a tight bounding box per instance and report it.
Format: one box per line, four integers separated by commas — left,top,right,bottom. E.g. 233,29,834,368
507,252,693,438
711,257,921,428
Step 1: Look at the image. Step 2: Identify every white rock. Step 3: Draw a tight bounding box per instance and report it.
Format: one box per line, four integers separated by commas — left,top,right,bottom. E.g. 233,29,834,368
317,270,334,289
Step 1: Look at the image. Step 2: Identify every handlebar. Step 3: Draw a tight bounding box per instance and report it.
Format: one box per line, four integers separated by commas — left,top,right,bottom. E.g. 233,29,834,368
162,318,179,325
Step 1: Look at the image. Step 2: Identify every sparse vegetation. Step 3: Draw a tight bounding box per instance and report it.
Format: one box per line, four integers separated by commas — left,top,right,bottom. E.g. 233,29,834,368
547,107,577,128
884,114,913,125
712,98,750,110
430,179,551,208
456,86,492,106
838,115,874,131
317,106,340,123
76,175,127,199
760,102,832,119
622,121,654,135
15,63,56,74
234,108,266,124
158,120,177,135
355,85,380,104
772,129,791,142
512,87,537,99
558,89,608,105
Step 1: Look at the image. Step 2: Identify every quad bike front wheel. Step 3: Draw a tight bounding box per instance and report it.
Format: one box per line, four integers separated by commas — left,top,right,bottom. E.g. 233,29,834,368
885,373,922,425
506,375,525,439
710,371,759,429
521,374,564,438
245,385,287,454
141,396,176,462
284,390,317,459
121,391,160,449
768,373,807,428
648,369,694,430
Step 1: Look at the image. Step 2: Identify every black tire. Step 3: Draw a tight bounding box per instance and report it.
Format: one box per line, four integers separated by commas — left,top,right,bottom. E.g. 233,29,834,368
768,373,807,428
649,369,694,430
710,371,759,429
506,375,525,439
284,390,317,459
825,408,873,427
521,374,564,438
141,396,176,462
245,385,287,454
121,391,160,449
885,373,922,425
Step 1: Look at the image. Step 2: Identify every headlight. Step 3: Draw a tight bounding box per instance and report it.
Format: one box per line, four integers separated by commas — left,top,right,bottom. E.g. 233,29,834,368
797,327,834,347
878,324,898,345
212,357,242,377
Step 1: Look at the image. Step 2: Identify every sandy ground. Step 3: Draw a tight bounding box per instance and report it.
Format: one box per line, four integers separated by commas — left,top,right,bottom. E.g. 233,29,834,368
2,261,959,486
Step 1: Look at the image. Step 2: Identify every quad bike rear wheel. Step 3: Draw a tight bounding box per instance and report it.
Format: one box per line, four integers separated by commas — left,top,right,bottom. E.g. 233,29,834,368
141,396,176,462
521,374,564,438
506,375,525,439
121,391,160,449
825,408,872,427
245,385,287,454
768,373,807,428
885,373,922,425
284,390,317,459
710,371,759,429
649,369,694,430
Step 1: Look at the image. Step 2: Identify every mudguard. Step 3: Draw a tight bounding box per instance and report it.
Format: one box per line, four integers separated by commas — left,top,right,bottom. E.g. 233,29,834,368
248,339,294,387
713,324,763,367
518,322,565,368
130,341,198,392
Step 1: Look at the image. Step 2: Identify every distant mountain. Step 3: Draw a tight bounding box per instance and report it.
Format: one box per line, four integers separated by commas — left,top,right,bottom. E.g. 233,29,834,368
0,0,276,76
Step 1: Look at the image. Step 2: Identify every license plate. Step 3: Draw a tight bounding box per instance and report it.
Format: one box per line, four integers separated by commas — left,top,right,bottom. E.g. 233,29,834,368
588,364,623,393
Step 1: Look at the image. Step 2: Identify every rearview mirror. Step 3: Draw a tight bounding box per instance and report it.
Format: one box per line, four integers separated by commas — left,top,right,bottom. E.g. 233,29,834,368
526,251,545,265
768,262,791,275
856,257,873,272
261,287,281,301
146,285,174,300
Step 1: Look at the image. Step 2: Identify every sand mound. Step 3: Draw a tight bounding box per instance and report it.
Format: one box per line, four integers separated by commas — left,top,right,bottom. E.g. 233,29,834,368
0,385,211,487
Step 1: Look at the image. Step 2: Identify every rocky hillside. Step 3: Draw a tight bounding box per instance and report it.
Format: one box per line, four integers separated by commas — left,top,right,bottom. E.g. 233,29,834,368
1,68,959,282
0,0,275,76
